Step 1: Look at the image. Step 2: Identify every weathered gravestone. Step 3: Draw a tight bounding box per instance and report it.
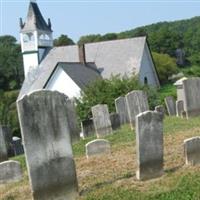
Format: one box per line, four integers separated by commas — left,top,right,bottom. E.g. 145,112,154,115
110,113,121,130
17,90,79,200
125,90,149,129
12,137,24,156
86,139,111,158
0,125,13,157
0,127,7,162
115,96,129,125
91,104,112,138
81,119,95,139
176,100,184,117
184,136,200,166
0,160,22,184
183,78,200,118
136,111,164,180
165,96,176,116
66,99,80,143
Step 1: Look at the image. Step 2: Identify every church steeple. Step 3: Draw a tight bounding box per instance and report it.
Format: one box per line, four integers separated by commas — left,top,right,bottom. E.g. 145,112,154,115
20,1,53,77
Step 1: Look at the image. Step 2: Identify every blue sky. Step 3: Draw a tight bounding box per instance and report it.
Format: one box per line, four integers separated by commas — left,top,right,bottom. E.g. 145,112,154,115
1,0,200,42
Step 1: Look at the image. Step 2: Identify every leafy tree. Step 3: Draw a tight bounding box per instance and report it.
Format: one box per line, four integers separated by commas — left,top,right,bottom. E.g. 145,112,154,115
78,34,102,45
53,34,75,46
152,52,178,84
76,75,158,121
0,35,23,91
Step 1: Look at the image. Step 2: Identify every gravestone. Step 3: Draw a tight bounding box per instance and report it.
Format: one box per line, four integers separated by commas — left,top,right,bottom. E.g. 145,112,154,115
0,126,13,157
183,78,200,118
66,99,80,143
0,160,22,184
136,111,164,180
86,139,111,158
115,96,129,125
125,90,149,129
155,105,165,117
110,113,121,130
81,119,95,139
17,90,79,200
184,136,200,166
91,104,112,138
0,127,7,162
165,96,176,116
12,137,24,156
176,100,184,117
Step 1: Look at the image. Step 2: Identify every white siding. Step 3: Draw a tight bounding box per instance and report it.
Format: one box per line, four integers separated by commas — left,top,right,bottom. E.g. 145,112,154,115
45,66,81,99
139,44,160,87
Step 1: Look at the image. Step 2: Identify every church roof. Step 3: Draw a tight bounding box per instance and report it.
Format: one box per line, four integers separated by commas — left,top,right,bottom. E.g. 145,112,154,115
53,62,101,90
18,37,151,99
21,1,52,32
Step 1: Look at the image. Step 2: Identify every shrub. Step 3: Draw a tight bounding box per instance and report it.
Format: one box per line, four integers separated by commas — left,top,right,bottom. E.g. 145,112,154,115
76,75,159,121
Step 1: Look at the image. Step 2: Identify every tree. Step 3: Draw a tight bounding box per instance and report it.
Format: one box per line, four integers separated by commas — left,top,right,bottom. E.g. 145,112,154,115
53,34,75,46
0,35,23,91
152,52,178,84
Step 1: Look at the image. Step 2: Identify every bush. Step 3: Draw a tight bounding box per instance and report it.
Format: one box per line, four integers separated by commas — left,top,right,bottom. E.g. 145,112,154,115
152,52,178,84
76,76,159,121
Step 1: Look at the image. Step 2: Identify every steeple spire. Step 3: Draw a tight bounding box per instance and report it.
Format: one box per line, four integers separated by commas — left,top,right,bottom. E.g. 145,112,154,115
20,1,52,32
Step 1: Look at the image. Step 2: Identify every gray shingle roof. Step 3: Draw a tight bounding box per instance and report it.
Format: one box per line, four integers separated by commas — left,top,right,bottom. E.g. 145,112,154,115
21,2,52,32
18,37,148,99
56,63,101,90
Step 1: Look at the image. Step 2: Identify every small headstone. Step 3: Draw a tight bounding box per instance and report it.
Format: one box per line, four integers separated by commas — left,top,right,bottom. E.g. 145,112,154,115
176,100,184,117
183,78,200,118
81,119,95,139
17,90,79,200
86,139,111,158
110,113,121,130
12,137,24,156
115,96,129,125
165,96,176,116
125,90,149,129
91,104,112,138
0,160,22,184
184,137,200,166
175,48,185,66
66,99,80,143
0,127,7,162
136,111,164,180
155,105,165,117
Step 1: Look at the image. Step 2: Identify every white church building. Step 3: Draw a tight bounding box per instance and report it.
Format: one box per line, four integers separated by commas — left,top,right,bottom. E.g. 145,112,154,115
18,1,160,100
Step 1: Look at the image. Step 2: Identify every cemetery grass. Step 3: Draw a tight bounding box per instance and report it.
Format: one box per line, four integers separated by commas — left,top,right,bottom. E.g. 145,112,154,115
1,117,200,199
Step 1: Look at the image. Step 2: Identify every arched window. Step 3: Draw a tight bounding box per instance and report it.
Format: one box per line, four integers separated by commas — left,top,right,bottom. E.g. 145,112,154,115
144,77,148,85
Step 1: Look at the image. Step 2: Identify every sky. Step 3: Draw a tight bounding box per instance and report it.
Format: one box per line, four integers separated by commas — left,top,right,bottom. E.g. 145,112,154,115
1,0,200,43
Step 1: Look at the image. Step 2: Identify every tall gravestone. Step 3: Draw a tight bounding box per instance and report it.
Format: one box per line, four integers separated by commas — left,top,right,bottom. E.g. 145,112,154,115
125,90,149,129
165,96,176,116
184,137,200,166
136,111,164,180
183,78,200,118
0,127,7,162
91,104,112,138
110,113,121,130
81,119,95,139
176,100,184,117
17,90,79,200
0,125,13,157
66,99,80,143
115,96,129,125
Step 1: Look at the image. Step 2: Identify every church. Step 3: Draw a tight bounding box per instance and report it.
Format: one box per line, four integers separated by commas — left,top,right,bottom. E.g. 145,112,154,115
18,0,160,100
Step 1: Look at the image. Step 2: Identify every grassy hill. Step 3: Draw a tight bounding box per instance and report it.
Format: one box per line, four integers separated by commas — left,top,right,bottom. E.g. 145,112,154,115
1,116,200,200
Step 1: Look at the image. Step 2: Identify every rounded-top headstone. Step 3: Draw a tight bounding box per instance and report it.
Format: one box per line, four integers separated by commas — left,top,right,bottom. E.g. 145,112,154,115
86,139,111,158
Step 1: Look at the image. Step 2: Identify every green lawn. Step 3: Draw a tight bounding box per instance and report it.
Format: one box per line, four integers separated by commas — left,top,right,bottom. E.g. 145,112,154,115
2,116,200,200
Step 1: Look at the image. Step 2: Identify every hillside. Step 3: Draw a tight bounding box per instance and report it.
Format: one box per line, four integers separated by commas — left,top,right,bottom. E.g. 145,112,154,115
1,117,200,199
78,16,200,65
